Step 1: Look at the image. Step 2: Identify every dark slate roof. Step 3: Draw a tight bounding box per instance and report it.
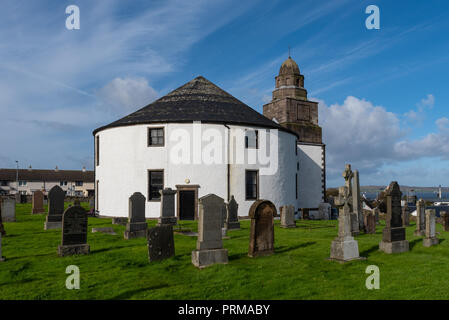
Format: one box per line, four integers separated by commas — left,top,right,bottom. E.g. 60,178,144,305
93,76,296,136
0,169,94,182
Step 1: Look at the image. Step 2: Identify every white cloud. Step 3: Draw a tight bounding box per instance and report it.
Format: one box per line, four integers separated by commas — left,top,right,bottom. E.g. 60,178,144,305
97,77,158,115
319,96,449,186
418,94,435,111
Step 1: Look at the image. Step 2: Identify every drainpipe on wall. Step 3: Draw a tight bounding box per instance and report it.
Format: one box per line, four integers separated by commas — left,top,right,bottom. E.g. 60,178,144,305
224,124,230,202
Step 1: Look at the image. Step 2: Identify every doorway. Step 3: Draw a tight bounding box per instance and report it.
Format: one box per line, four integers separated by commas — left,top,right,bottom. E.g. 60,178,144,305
176,184,200,221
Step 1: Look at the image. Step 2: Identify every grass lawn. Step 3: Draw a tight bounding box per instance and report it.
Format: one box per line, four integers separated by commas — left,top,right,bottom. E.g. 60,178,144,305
1,203,448,300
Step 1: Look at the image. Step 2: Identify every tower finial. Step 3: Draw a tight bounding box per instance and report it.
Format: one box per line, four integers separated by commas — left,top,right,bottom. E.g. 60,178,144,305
288,45,291,58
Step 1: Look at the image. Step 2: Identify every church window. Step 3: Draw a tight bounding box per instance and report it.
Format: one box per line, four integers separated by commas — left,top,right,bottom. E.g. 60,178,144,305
148,170,164,201
245,170,258,200
95,135,100,166
148,127,165,146
245,130,258,149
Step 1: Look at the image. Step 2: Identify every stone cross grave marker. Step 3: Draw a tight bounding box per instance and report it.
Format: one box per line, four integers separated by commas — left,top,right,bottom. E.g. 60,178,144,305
353,170,364,233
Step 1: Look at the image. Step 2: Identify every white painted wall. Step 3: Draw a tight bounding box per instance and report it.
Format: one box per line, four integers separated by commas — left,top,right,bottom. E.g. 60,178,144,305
297,143,324,213
95,123,299,218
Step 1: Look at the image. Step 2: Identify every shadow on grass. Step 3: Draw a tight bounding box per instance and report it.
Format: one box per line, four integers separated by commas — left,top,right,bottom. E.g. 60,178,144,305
91,245,138,254
110,284,170,300
276,241,316,254
409,238,422,250
360,245,379,257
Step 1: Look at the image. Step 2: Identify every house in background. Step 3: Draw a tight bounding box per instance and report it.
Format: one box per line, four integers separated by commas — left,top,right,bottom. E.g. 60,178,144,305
0,167,94,197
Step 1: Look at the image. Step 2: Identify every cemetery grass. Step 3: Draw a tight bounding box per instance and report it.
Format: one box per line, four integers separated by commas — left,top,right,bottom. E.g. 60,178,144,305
1,204,449,300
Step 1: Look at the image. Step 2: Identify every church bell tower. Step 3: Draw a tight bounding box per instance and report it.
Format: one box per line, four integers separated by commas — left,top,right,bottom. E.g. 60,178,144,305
263,56,322,144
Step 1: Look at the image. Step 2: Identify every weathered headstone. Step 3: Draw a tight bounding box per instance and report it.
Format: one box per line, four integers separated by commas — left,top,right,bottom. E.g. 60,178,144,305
302,208,310,220
157,188,177,226
31,190,45,214
147,225,175,262
124,192,148,239
0,233,5,262
342,164,359,235
329,186,363,262
248,200,277,257
364,211,376,234
1,197,16,222
441,211,449,231
353,170,364,233
414,199,426,236
112,217,128,226
318,203,331,220
379,182,409,254
280,205,296,228
89,197,95,209
45,186,65,230
225,195,240,230
402,202,410,227
192,194,228,268
374,207,380,224
0,206,5,236
58,206,90,256
423,209,439,247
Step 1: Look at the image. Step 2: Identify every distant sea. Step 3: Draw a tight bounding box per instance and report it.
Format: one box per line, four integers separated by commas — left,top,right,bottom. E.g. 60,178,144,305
362,191,449,202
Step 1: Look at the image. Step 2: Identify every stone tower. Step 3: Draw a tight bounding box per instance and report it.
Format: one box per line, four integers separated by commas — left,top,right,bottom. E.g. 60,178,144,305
263,56,322,143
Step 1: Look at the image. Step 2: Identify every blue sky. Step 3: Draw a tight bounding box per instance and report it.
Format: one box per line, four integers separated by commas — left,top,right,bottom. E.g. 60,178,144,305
1,0,449,187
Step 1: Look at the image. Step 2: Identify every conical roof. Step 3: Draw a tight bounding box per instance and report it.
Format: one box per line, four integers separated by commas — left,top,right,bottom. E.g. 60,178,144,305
93,76,294,135
279,57,300,75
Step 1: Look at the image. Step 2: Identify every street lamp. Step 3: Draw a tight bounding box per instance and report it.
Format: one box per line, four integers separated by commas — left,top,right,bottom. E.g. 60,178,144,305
15,160,19,195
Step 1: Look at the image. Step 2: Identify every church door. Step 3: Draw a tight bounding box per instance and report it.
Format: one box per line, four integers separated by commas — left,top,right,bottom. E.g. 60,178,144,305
179,190,195,220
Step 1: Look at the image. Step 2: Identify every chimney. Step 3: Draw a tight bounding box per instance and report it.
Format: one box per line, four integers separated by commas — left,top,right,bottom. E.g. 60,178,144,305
82,166,86,172
28,165,32,171
55,165,59,172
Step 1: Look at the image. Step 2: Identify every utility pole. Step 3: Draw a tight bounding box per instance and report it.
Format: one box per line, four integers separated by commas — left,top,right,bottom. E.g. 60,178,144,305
15,160,19,196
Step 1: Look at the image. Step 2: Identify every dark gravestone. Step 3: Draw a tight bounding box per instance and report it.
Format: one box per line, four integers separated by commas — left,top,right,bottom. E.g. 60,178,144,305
379,182,409,254
441,211,449,232
248,200,276,257
45,186,65,230
124,192,147,239
225,195,240,230
302,208,310,220
32,190,45,214
147,225,175,262
364,211,376,234
58,206,90,256
157,188,177,226
192,194,228,268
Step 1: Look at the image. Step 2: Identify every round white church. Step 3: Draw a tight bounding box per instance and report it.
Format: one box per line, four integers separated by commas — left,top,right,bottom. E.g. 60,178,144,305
93,57,325,219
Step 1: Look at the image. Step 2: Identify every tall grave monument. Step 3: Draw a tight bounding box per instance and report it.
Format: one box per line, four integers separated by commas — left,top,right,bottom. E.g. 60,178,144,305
32,190,45,214
124,192,148,239
423,209,439,247
379,181,409,254
192,194,228,268
45,186,65,230
441,211,449,231
58,206,90,256
353,170,365,233
225,195,240,230
402,202,410,227
248,200,277,257
157,188,177,226
342,164,359,235
330,186,363,262
414,199,426,236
